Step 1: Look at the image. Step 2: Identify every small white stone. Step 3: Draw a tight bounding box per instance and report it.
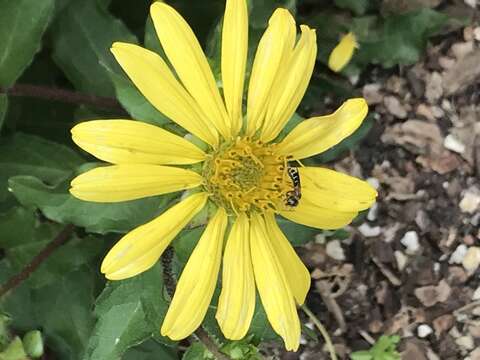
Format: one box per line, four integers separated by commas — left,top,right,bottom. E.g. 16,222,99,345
394,250,408,271
326,240,346,261
464,0,477,8
400,231,420,254
449,244,468,264
417,324,433,338
444,134,466,154
367,177,380,190
460,188,480,214
358,223,381,238
474,26,480,41
455,335,475,350
367,202,378,221
462,247,480,272
472,286,480,300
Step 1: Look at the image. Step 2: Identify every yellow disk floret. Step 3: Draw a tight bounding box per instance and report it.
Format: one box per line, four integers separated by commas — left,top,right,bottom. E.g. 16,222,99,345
203,137,293,214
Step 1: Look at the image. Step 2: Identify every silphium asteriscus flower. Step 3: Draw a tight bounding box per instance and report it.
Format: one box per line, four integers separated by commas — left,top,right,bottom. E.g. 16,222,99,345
70,0,377,351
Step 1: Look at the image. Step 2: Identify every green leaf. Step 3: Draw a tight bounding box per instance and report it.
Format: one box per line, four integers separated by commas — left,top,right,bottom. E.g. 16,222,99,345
52,0,137,97
8,175,173,234
182,343,210,360
0,133,84,209
0,337,27,360
0,95,7,133
0,207,102,360
350,351,373,360
85,264,174,360
1,265,99,360
0,0,55,87
275,216,317,246
334,0,370,16
123,339,178,360
22,330,44,359
353,9,448,69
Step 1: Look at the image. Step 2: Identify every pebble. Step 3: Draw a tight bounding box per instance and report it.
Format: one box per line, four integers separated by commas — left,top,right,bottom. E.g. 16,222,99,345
400,231,420,254
367,177,380,190
451,41,474,59
464,0,477,8
394,250,408,271
362,83,383,105
326,240,346,261
367,203,378,221
455,335,475,351
444,134,466,153
473,286,480,300
417,324,433,338
474,27,480,41
462,247,480,272
449,244,468,264
384,96,407,119
358,223,381,238
460,187,480,213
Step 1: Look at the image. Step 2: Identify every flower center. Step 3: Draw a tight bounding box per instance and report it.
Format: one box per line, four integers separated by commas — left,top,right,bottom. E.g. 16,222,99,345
202,137,293,214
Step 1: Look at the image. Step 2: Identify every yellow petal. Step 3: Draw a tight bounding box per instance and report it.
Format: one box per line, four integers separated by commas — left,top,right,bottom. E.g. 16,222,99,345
111,43,218,146
101,193,208,280
260,25,317,143
250,214,300,351
300,167,377,212
70,164,203,203
150,2,230,139
72,120,206,165
264,213,310,305
328,32,357,73
246,9,296,136
276,98,368,160
279,199,358,230
222,0,248,136
216,213,255,340
161,208,227,340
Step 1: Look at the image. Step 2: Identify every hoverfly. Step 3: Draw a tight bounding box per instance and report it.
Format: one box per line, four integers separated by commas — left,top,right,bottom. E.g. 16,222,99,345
285,166,301,207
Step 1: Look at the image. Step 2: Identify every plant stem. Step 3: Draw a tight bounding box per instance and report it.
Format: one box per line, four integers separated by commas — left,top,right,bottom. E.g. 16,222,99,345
0,224,75,298
301,304,338,360
0,84,127,113
161,247,231,360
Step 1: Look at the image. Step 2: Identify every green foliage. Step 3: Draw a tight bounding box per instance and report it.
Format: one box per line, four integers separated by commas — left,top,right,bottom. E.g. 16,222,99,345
334,0,371,16
85,263,175,360
9,174,173,234
221,337,262,360
22,330,44,358
350,335,401,360
0,208,102,360
51,0,137,97
0,0,454,358
0,0,55,87
352,9,448,69
0,95,7,133
183,342,211,360
308,7,447,73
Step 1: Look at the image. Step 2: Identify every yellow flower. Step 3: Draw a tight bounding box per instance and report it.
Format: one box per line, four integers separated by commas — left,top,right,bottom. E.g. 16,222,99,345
328,32,358,73
70,0,376,351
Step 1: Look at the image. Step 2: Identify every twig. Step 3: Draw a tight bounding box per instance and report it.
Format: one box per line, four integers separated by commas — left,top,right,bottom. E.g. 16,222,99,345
315,280,347,333
0,84,127,113
161,246,231,360
371,257,402,287
0,224,75,298
301,304,338,360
